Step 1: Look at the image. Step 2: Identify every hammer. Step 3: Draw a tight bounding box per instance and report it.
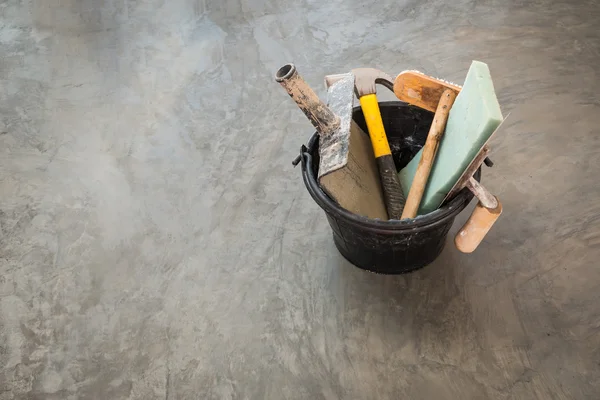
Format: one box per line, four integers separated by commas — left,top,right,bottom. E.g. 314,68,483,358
325,68,406,219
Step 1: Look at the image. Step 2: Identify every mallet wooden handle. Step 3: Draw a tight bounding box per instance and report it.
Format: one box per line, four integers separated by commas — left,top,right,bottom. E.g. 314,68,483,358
401,89,457,219
276,63,340,136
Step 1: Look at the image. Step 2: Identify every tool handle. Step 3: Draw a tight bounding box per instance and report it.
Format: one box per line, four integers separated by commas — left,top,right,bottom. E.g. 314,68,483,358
359,93,405,219
401,89,456,219
376,156,406,219
455,196,502,253
466,177,498,209
276,64,340,136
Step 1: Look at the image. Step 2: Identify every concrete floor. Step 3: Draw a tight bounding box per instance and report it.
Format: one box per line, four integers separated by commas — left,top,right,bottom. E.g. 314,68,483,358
1,0,600,398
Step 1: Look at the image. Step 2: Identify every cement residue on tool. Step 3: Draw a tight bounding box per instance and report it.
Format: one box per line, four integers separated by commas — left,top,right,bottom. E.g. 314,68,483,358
318,73,355,178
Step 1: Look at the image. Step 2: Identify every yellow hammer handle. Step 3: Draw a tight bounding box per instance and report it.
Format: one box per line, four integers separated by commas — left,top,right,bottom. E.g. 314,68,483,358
358,93,406,219
359,94,391,158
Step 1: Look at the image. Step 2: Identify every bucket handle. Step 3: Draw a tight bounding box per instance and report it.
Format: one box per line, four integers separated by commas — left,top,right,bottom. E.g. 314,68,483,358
292,132,319,167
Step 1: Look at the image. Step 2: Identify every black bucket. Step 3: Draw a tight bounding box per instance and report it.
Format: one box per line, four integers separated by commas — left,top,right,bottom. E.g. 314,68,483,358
298,101,480,274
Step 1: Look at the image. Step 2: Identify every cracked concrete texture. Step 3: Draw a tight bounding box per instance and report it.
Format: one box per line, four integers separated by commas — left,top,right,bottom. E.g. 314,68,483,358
1,0,600,398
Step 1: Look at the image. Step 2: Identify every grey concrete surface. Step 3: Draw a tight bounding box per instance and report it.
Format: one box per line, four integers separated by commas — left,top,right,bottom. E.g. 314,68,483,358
1,0,600,398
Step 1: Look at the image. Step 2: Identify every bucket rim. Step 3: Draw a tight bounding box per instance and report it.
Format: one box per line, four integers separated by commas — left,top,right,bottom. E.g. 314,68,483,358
299,133,478,234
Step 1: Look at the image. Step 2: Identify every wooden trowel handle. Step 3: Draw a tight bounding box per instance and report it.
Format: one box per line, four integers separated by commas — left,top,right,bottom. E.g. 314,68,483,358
455,197,502,253
276,63,340,136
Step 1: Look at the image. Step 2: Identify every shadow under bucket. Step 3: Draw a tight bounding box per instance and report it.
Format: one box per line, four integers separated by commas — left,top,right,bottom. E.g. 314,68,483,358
299,102,479,274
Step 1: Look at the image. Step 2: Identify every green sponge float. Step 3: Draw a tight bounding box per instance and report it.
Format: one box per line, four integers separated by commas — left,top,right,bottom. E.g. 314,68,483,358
398,61,503,215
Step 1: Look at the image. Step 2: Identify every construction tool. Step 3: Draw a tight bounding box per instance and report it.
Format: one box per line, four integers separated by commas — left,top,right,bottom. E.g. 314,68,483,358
443,118,507,253
325,68,405,219
400,89,456,219
393,70,462,112
275,63,388,220
398,61,504,215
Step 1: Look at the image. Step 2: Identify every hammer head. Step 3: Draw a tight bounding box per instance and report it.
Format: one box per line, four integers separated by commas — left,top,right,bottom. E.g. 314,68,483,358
352,68,394,97
325,68,394,98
